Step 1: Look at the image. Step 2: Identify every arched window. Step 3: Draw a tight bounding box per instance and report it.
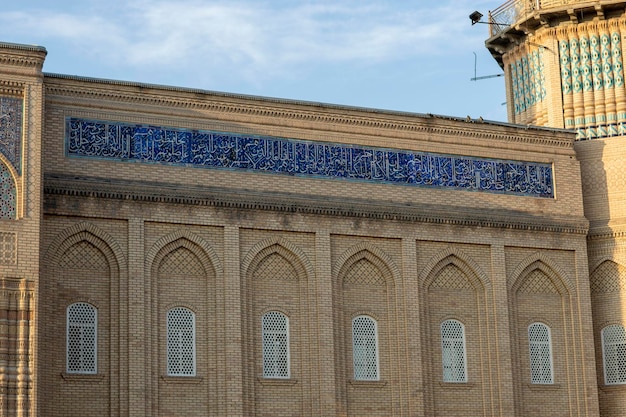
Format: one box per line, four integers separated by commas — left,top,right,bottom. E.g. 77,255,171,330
602,324,626,385
66,302,97,374
352,315,379,381
167,307,196,376
528,322,553,384
441,319,467,383
262,311,290,378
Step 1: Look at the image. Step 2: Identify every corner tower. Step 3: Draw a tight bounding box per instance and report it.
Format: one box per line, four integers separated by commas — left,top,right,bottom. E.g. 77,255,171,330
0,42,46,416
485,2,626,416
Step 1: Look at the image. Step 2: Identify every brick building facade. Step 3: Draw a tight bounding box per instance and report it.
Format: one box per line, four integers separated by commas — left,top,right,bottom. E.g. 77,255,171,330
0,14,616,415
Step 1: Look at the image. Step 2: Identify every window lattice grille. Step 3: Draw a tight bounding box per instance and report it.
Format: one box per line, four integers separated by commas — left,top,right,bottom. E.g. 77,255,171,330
352,315,379,380
591,261,626,294
528,323,553,384
430,264,472,289
66,302,97,374
441,319,467,383
262,311,290,378
517,269,558,294
343,259,385,286
160,247,205,277
167,307,196,376
254,253,298,282
602,324,626,385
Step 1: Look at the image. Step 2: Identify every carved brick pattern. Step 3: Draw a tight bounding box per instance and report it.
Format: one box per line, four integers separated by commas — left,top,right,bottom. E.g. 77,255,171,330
45,74,576,148
0,278,34,417
159,247,205,277
430,264,472,289
343,259,385,286
590,261,626,294
0,232,16,265
253,253,298,282
58,240,108,271
517,269,558,294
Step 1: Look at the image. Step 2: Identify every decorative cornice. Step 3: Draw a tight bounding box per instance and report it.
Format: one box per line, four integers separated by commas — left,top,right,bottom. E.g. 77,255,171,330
0,45,46,71
0,42,46,54
42,74,575,150
588,226,626,241
0,80,24,97
43,174,589,235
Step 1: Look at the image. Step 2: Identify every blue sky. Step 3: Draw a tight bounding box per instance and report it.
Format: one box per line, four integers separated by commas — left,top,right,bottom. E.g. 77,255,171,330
0,0,507,122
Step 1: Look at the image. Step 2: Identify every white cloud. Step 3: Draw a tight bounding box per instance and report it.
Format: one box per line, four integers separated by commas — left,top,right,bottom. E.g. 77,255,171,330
0,0,491,84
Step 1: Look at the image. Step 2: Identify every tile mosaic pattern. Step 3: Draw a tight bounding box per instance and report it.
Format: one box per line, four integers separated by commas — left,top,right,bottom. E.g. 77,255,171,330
560,32,626,139
511,50,546,115
0,96,22,175
66,118,555,198
0,162,16,219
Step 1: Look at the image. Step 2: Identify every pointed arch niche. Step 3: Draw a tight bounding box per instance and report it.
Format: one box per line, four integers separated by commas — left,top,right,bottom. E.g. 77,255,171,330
334,243,398,417
146,230,220,417
419,248,489,417
509,255,571,416
241,237,312,417
41,222,124,417
589,259,626,388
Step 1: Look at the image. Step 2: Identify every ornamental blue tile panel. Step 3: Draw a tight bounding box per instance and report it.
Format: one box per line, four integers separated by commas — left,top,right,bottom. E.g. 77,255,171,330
0,96,22,175
66,118,554,198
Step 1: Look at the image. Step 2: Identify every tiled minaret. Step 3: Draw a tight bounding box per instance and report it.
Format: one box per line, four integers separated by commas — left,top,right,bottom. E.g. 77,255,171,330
485,2,626,416
0,42,46,416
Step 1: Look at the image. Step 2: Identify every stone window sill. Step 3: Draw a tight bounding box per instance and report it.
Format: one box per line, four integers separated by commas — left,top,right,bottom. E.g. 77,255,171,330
600,383,626,391
61,372,105,383
438,382,476,390
348,379,387,388
257,377,298,386
527,383,561,390
160,375,204,384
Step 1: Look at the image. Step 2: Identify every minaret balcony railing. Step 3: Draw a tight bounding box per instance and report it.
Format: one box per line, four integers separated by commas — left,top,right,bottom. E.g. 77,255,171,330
488,0,624,37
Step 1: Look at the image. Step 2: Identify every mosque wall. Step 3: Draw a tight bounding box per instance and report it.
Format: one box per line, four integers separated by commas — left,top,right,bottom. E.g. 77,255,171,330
34,70,595,417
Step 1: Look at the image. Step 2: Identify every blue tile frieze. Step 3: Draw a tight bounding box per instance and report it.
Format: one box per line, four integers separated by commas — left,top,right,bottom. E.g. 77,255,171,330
0,96,23,175
66,118,554,198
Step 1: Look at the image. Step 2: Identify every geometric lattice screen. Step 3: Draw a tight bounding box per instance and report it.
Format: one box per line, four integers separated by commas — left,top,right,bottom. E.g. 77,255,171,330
517,269,558,294
602,324,626,385
254,252,297,282
441,319,467,383
528,323,553,384
352,315,379,380
343,259,385,286
430,264,472,289
59,240,108,271
262,311,290,378
66,302,97,374
166,307,196,376
160,247,205,277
